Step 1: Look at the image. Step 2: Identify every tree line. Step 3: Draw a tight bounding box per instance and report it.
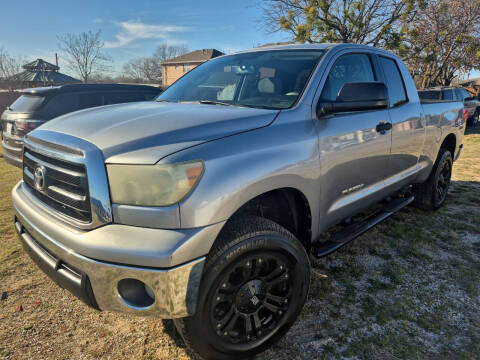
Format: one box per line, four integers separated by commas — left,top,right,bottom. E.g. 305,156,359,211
262,0,480,87
2,0,479,90
0,31,188,89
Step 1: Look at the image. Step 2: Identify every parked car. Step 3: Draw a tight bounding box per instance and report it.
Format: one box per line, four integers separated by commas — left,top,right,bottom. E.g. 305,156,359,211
12,44,466,360
419,86,479,126
1,84,162,167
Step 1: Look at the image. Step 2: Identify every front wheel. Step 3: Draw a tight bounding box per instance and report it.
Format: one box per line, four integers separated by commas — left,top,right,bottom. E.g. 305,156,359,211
174,216,310,360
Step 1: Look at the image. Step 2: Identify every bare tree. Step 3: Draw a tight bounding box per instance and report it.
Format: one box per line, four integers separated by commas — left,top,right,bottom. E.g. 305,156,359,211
399,0,480,88
57,30,110,83
261,0,421,47
122,57,163,84
153,43,189,62
0,48,24,90
121,43,188,85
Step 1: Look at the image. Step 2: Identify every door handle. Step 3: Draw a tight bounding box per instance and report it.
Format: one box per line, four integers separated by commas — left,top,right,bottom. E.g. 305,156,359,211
376,122,392,133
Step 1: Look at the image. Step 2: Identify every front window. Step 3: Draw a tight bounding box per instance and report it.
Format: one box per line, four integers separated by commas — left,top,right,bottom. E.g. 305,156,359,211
442,89,455,100
157,50,326,110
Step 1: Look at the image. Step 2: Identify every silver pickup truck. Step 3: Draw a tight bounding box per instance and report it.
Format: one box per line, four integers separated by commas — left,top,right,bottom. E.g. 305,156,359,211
11,44,465,360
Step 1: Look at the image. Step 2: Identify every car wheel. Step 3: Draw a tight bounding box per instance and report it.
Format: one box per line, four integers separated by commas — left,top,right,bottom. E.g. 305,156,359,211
174,216,310,360
472,110,479,127
413,149,452,210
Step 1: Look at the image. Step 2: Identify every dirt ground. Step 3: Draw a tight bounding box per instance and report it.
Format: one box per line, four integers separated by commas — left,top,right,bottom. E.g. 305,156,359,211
1,128,479,360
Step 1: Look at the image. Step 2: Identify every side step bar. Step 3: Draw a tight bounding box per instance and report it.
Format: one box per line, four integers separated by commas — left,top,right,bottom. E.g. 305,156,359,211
311,195,414,258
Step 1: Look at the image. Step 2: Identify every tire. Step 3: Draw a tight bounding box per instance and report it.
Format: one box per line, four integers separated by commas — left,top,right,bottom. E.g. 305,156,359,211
174,216,310,360
472,110,479,127
413,148,453,211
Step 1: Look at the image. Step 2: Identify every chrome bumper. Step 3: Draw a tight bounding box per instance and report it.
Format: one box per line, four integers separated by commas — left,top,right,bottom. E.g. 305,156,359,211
1,138,22,168
12,181,226,318
14,208,205,318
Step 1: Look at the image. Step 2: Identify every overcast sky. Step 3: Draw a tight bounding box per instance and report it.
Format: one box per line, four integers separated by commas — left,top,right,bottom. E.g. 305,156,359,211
0,0,288,76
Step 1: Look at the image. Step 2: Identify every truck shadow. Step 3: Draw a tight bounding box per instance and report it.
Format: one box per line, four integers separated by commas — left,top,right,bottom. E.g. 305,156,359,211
161,319,187,350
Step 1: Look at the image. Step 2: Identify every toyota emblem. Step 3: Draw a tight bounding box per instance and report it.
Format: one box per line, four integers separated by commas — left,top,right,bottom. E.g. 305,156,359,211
34,166,46,191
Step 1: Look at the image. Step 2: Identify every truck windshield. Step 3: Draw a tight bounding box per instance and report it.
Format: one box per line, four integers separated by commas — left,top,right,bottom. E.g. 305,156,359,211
10,95,45,112
157,50,326,110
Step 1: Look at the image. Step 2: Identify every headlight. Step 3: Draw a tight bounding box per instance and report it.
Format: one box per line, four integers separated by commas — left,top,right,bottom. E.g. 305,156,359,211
107,161,204,206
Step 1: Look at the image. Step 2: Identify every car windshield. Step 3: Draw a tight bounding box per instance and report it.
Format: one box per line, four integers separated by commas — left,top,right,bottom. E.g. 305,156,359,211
9,94,45,112
157,50,326,110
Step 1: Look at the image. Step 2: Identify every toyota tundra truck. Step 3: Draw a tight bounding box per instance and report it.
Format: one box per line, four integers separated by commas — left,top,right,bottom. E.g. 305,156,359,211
11,44,465,360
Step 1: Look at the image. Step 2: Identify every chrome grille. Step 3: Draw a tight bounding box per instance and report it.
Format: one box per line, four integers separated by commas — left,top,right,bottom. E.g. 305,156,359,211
23,146,91,223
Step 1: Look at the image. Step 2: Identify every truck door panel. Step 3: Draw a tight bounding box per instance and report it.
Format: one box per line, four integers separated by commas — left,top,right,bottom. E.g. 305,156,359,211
316,53,392,228
379,56,424,182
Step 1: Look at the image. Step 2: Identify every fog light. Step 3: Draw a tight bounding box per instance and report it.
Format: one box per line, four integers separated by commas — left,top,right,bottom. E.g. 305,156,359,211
117,279,155,308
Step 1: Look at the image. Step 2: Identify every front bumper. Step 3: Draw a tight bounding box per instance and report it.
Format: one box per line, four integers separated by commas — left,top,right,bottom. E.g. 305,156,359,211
13,182,225,318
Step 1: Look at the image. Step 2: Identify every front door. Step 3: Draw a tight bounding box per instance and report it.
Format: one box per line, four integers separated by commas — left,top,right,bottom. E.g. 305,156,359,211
316,52,392,229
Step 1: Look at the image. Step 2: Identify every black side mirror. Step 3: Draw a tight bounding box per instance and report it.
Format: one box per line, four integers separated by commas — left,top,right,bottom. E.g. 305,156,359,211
464,96,474,101
317,82,389,117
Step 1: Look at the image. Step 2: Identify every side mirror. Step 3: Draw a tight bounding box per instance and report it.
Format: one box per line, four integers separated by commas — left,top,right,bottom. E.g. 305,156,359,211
464,96,474,101
317,82,389,117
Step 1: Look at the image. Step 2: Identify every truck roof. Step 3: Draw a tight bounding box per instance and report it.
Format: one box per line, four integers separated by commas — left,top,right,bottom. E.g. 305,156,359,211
18,83,161,96
238,43,395,57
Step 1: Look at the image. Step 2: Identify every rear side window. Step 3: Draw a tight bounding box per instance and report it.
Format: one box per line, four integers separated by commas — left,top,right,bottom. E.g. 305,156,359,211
78,93,104,109
321,53,376,101
379,57,407,107
418,91,441,100
44,94,79,118
10,95,45,112
104,92,153,105
442,89,455,100
456,89,471,100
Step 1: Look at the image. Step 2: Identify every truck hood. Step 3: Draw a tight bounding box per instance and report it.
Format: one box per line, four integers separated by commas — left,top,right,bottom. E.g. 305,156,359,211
39,101,279,164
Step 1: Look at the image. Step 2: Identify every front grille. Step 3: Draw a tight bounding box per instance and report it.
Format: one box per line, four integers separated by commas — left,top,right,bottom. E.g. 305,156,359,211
23,146,91,223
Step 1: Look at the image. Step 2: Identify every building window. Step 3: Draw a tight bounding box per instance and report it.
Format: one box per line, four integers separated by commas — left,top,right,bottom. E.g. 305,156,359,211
183,64,190,73
175,64,178,70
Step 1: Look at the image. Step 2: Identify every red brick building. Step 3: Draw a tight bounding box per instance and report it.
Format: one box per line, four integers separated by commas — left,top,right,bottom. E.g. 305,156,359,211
162,49,224,86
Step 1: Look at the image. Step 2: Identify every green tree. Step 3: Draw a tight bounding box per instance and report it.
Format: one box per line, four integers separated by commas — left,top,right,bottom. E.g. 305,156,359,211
261,0,421,47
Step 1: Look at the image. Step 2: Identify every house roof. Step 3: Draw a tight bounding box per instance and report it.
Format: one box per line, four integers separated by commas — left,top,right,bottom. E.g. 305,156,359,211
22,58,59,71
9,58,81,84
12,70,81,84
457,78,480,86
162,49,224,65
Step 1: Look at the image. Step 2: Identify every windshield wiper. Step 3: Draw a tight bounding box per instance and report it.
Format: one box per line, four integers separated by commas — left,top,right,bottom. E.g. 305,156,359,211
198,100,235,106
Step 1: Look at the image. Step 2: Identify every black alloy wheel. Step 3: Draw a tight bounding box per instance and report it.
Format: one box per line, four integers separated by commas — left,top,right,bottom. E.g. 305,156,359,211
210,252,293,346
434,154,452,205
174,216,310,360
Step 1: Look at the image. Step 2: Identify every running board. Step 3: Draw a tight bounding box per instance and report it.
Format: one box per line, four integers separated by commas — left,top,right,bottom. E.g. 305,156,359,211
312,195,414,258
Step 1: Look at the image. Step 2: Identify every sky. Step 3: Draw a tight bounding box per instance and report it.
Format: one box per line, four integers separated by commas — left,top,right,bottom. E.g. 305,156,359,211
1,1,479,80
0,0,288,77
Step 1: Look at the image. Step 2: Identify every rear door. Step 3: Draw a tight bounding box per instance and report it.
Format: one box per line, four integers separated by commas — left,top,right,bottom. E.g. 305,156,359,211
378,55,424,182
316,52,392,225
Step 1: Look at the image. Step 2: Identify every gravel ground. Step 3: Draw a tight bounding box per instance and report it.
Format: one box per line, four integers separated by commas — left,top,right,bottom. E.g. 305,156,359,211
1,128,479,360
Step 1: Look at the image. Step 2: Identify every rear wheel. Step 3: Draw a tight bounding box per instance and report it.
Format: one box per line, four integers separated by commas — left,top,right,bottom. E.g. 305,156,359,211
413,149,452,210
174,216,310,360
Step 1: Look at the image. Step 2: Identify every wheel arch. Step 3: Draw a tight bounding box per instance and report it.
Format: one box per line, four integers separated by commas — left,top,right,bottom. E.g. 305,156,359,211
225,187,313,250
440,132,456,159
